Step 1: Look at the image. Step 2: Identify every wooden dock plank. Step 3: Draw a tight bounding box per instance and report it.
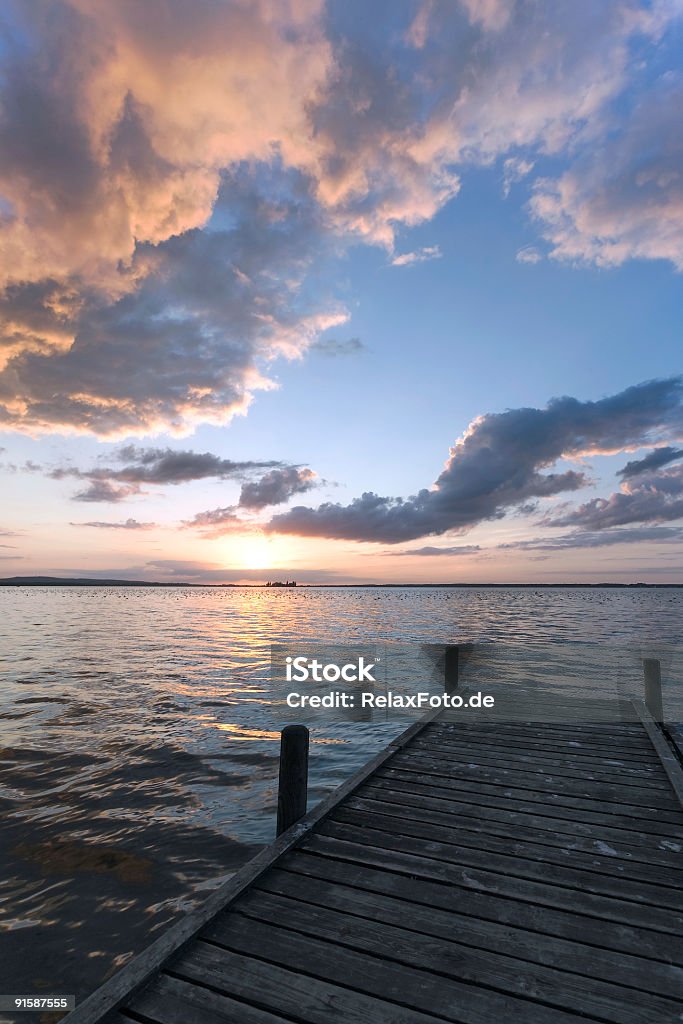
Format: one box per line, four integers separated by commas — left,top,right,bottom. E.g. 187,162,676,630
430,725,662,759
333,799,682,888
198,914,600,1024
119,974,294,1023
169,942,449,1024
63,695,683,1024
347,790,683,867
365,774,683,839
409,738,670,782
278,849,683,964
389,749,680,807
264,858,683,993
231,887,683,1024
376,766,683,826
311,823,683,925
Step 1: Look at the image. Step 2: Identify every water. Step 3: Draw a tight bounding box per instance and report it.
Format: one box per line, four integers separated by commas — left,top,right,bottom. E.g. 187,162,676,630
0,585,681,1015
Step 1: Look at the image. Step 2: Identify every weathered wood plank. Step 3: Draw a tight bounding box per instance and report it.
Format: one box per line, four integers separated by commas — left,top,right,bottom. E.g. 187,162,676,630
428,737,660,763
198,914,596,1024
389,749,680,808
320,815,683,909
115,973,292,1023
427,727,661,761
431,720,651,739
279,850,683,965
357,783,683,863
377,765,683,827
340,794,683,877
366,773,683,840
265,859,683,995
231,886,682,1024
306,829,683,934
430,719,660,748
169,942,447,1024
410,737,668,781
421,734,661,767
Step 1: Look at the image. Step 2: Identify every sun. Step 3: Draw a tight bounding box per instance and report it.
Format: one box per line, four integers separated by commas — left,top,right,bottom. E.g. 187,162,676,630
239,535,274,571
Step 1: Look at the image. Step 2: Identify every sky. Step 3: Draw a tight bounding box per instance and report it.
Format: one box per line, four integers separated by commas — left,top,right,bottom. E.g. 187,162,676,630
1,0,683,584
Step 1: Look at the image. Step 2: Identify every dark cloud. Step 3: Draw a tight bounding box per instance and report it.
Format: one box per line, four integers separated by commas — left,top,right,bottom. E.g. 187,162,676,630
310,337,365,357
239,467,316,510
71,480,140,503
47,445,308,503
183,507,242,534
394,545,481,556
546,464,683,530
72,518,156,530
183,467,318,533
270,378,683,543
617,447,683,479
499,526,683,551
95,446,279,485
0,169,343,436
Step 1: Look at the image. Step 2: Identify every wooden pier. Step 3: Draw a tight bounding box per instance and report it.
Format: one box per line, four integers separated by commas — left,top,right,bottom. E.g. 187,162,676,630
64,667,683,1024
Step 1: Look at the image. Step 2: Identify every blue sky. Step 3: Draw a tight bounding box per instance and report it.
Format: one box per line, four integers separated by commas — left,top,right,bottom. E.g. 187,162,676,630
1,0,682,583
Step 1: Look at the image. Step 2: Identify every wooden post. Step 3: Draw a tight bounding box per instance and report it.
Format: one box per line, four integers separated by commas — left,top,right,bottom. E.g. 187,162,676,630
276,724,309,835
444,645,459,692
643,658,664,723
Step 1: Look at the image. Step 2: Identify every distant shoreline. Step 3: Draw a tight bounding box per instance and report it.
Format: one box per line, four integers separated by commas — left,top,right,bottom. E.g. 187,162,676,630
0,576,681,589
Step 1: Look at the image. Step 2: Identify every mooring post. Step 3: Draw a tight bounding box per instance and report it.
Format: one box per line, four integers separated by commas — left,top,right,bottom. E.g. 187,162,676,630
643,658,664,723
444,645,459,692
276,724,309,836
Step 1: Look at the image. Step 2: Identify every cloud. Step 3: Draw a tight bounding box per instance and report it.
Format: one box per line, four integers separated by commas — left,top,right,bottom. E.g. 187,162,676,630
270,377,683,543
617,446,683,478
391,246,442,267
46,445,307,501
238,467,317,511
394,544,481,556
183,467,318,534
531,74,683,269
91,446,280,485
458,0,514,33
503,157,535,197
0,168,347,436
72,518,156,530
0,555,24,560
1,1,679,435
71,480,141,503
499,525,683,550
183,507,242,534
546,463,683,530
0,1,333,288
515,245,542,265
310,336,365,357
